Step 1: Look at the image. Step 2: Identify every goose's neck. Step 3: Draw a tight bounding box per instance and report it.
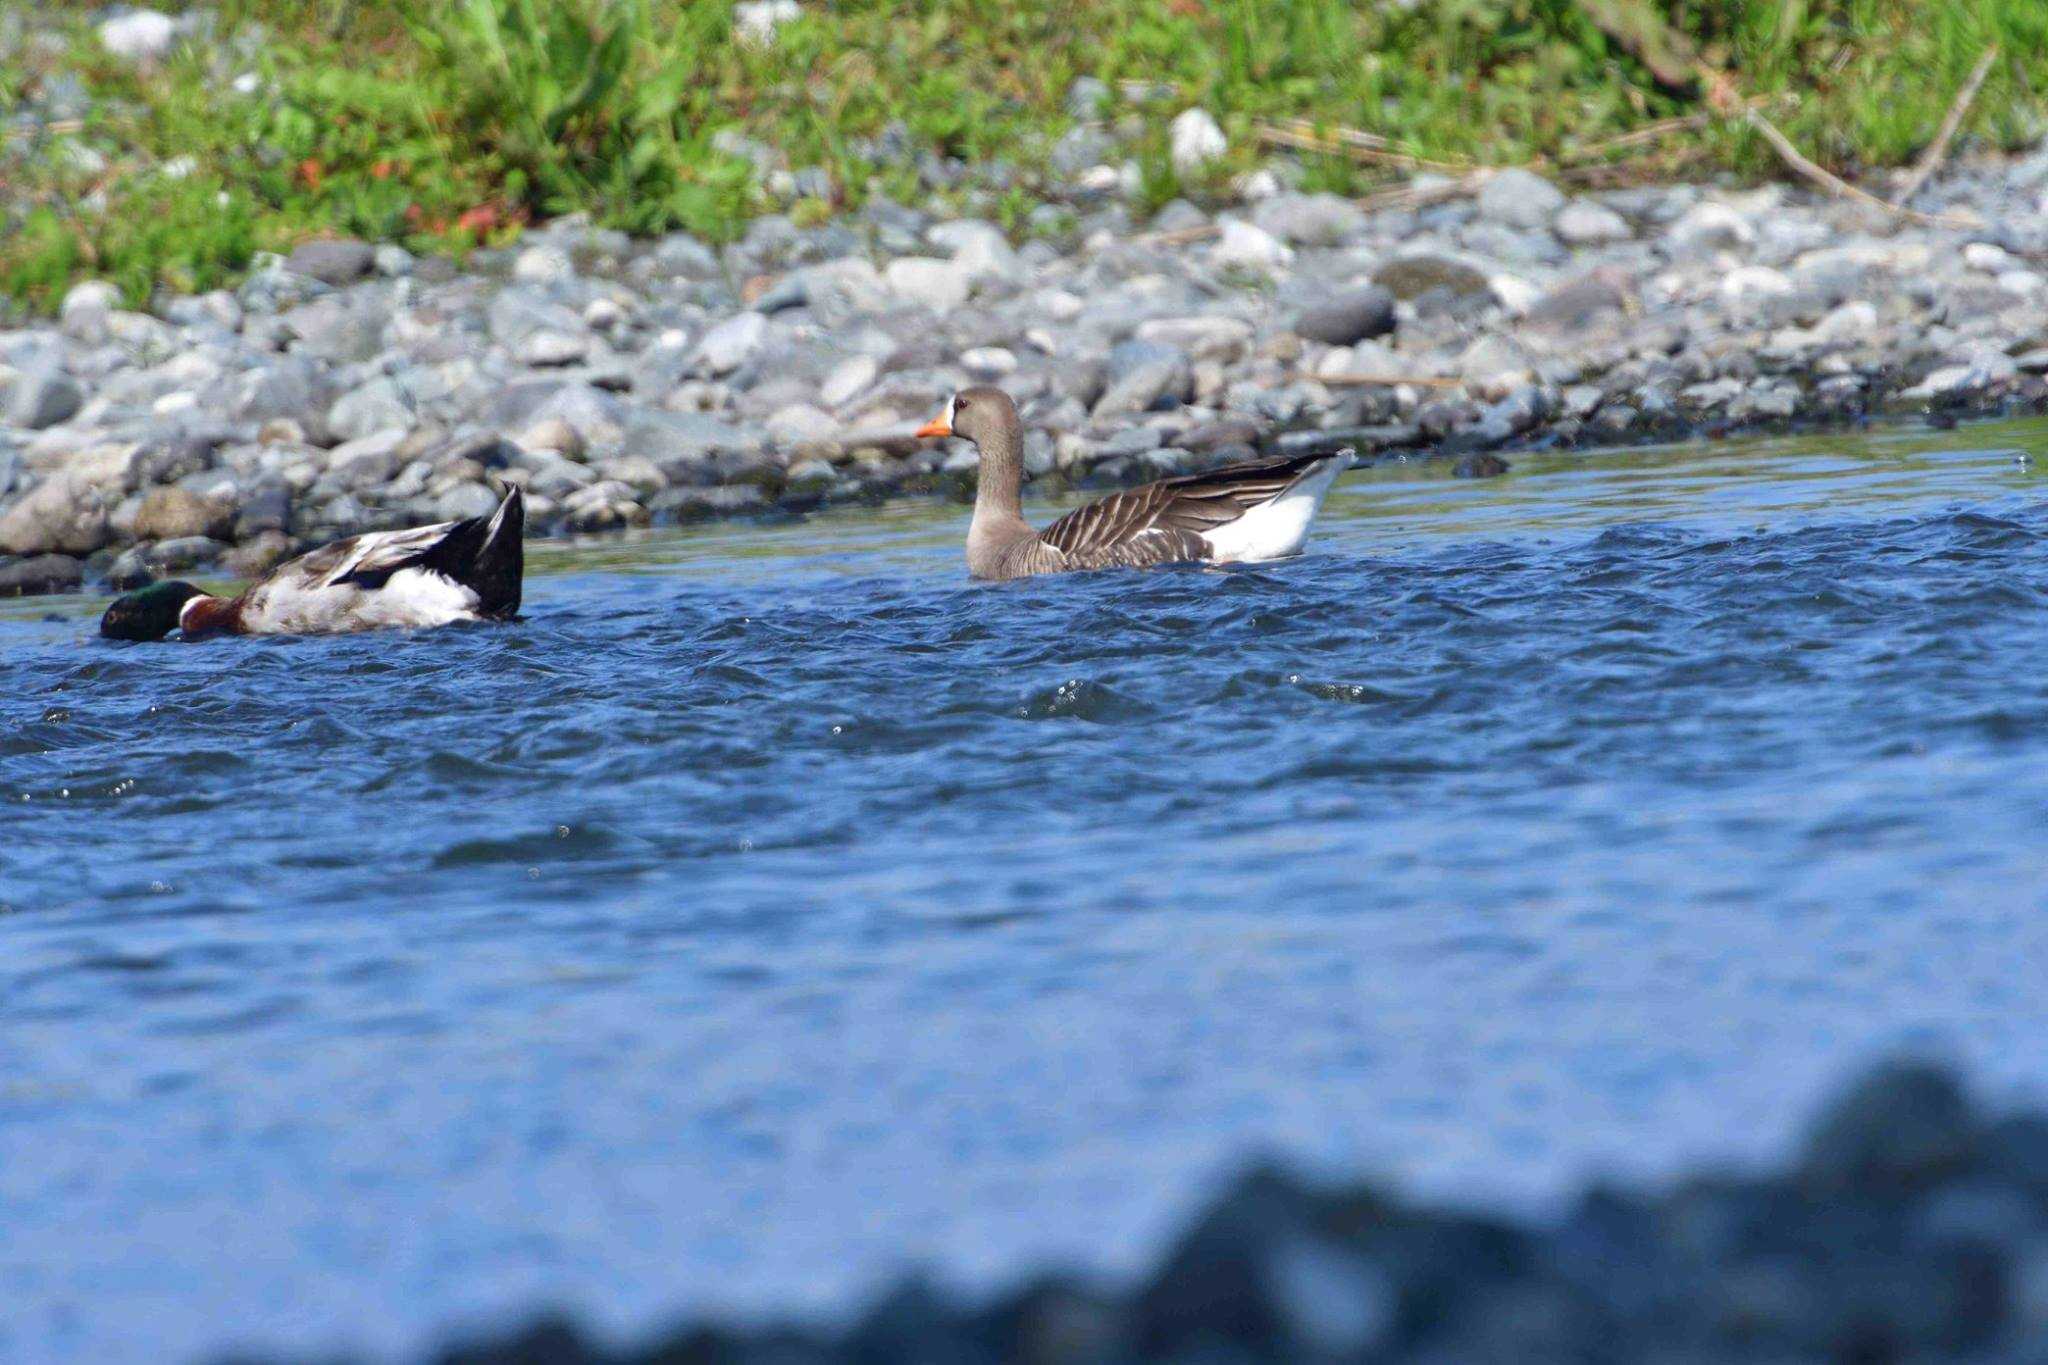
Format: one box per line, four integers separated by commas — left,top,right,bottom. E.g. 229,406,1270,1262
970,420,1027,529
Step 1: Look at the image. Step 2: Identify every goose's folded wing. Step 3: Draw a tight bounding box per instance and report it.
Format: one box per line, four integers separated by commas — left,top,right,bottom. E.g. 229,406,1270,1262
1039,452,1333,564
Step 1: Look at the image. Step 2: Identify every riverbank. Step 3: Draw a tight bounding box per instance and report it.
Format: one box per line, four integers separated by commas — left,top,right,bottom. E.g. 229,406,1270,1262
9,9,2048,597
242,1061,2048,1363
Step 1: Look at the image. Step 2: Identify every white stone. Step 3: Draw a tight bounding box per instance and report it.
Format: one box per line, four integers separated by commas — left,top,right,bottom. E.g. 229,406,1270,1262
513,246,573,286
1037,289,1083,322
2001,269,2045,296
692,312,767,374
517,330,588,367
819,356,879,408
1720,265,1793,301
960,347,1017,376
1813,300,1877,345
98,10,177,62
1079,165,1122,195
1487,273,1542,316
1964,242,2015,273
1210,219,1292,274
885,257,972,310
583,298,625,330
1169,108,1227,174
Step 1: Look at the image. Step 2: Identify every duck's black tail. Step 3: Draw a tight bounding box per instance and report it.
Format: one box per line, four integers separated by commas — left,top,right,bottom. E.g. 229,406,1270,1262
422,486,524,619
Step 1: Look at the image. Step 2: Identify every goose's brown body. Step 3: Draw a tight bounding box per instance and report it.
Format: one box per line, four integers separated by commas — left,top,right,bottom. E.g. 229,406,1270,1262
920,387,1352,581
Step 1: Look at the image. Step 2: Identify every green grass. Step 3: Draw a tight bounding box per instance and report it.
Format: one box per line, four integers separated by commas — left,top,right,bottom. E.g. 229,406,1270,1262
3,0,2047,313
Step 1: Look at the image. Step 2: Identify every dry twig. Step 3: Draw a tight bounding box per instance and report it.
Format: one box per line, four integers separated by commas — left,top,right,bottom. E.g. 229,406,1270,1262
1254,119,1473,174
1891,44,2000,208
1744,109,1981,230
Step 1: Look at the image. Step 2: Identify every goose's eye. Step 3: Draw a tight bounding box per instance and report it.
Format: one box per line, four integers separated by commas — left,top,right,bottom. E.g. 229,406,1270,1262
955,398,971,412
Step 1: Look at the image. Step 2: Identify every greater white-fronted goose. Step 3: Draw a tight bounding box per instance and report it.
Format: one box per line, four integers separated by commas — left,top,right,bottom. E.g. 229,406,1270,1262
916,386,1353,581
101,487,525,641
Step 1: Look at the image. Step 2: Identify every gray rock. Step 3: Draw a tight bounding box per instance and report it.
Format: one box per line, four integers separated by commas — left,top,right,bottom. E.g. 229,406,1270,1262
820,356,880,409
1476,168,1565,230
1664,202,1755,260
1554,200,1632,246
285,239,376,286
1294,287,1396,345
624,410,762,470
1524,268,1634,335
1135,316,1253,362
281,295,386,362
0,553,83,596
885,257,973,310
693,313,768,375
327,378,414,444
7,372,83,429
517,330,589,367
435,482,502,522
1251,193,1366,247
59,280,122,343
651,233,721,278
144,536,227,571
234,485,291,539
1094,340,1193,419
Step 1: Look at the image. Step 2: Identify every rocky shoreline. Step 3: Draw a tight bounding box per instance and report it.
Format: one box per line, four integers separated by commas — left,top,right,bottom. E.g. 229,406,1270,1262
11,136,2048,599
229,1061,2048,1363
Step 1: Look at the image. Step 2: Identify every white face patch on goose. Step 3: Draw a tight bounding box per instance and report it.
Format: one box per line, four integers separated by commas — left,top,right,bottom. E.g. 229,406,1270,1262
944,393,958,429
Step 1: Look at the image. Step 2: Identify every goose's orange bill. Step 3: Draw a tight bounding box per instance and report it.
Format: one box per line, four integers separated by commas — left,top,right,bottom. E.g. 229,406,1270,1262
915,415,953,438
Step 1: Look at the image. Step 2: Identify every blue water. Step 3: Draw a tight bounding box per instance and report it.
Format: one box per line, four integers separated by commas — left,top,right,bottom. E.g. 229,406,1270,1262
9,421,2048,1362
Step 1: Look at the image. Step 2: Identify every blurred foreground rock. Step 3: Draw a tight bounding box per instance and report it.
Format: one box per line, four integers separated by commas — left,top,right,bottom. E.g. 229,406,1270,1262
234,1061,2048,1364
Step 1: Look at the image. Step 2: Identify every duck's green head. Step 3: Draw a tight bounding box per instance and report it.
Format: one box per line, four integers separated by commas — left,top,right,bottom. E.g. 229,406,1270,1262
100,581,204,642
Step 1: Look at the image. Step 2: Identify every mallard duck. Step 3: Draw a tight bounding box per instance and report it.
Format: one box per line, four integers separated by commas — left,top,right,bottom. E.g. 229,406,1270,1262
100,487,525,641
916,387,1352,581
